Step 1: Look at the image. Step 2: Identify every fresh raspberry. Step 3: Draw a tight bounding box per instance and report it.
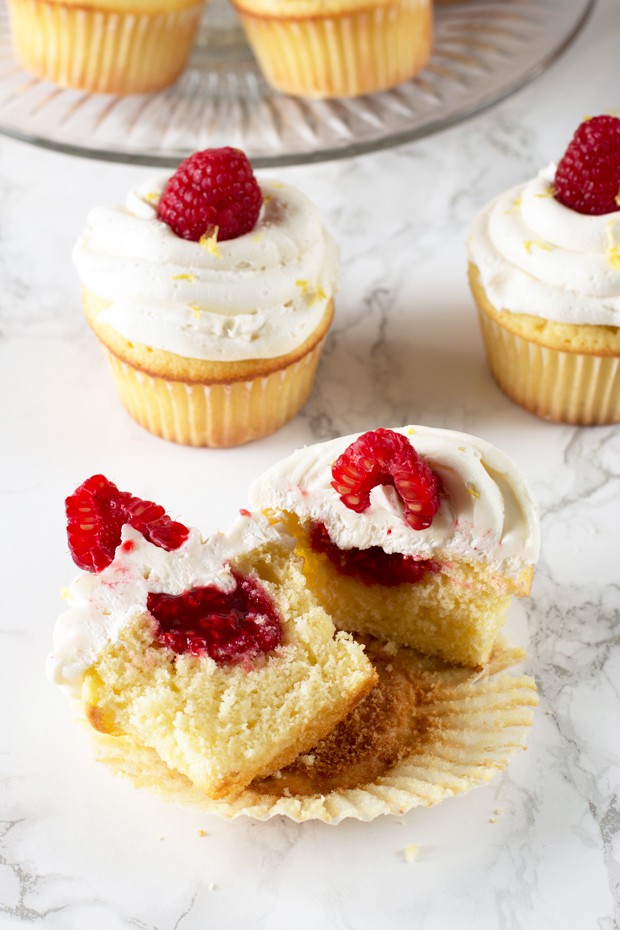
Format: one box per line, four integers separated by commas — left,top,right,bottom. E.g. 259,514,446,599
331,428,440,531
65,475,189,573
554,115,620,215
157,147,263,242
147,570,282,666
310,522,439,587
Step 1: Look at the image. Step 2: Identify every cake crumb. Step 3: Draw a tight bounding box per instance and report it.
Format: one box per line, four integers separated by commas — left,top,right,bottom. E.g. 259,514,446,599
402,844,419,863
197,829,208,837
494,807,504,817
209,883,217,892
158,836,166,842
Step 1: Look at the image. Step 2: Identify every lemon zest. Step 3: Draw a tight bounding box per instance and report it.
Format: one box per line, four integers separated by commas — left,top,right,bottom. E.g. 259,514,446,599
524,240,553,255
199,227,221,258
605,221,620,269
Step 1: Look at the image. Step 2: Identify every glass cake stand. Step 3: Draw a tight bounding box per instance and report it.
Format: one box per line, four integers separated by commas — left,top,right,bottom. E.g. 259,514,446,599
0,0,595,167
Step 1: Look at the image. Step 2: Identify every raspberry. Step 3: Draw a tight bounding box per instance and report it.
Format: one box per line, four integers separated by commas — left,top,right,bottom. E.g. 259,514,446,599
66,475,189,573
157,147,263,242
147,570,282,666
554,115,620,215
331,428,440,531
310,522,439,587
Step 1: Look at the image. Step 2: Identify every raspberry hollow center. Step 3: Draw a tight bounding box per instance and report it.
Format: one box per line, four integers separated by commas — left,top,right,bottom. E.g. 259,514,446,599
310,522,440,587
147,570,282,666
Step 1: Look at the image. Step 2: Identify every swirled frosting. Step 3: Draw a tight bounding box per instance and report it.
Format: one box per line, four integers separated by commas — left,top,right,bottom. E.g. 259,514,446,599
467,163,620,326
248,425,540,579
47,514,291,691
73,176,339,362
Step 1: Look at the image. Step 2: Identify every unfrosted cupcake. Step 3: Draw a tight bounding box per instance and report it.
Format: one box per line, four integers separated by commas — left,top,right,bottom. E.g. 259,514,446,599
49,475,376,799
468,115,620,425
249,425,540,669
73,147,338,447
7,0,203,94
232,0,433,98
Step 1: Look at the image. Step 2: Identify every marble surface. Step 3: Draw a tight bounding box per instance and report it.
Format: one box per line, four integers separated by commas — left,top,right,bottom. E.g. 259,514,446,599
2,1,620,927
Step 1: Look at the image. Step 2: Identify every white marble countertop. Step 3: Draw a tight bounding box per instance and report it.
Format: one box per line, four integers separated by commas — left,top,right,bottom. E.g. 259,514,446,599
2,1,620,927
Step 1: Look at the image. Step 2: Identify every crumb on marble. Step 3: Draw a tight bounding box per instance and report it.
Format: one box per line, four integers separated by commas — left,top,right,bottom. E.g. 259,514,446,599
402,844,419,863
197,829,208,837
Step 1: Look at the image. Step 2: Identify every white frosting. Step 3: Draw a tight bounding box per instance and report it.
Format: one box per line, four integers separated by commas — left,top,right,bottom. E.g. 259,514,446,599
248,425,540,579
73,177,339,362
467,163,620,326
47,514,290,691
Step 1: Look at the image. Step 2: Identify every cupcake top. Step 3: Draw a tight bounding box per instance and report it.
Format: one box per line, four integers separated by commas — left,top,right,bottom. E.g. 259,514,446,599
467,164,620,326
73,168,338,363
48,475,290,690
468,116,620,328
248,425,540,580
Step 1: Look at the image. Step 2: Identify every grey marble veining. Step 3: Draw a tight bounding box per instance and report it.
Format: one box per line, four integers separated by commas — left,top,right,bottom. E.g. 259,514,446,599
1,1,620,927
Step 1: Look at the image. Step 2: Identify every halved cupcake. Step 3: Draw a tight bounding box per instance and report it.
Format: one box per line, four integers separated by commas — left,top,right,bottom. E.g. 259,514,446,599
48,476,376,799
249,425,540,669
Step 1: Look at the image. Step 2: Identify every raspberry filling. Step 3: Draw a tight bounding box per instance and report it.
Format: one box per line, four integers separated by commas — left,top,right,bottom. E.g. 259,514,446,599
147,570,282,665
310,522,439,588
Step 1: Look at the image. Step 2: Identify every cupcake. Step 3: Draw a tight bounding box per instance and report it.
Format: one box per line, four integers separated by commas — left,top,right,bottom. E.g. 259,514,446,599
468,115,620,425
49,474,536,821
73,147,338,447
49,475,377,799
232,0,433,98
7,0,203,94
249,425,540,669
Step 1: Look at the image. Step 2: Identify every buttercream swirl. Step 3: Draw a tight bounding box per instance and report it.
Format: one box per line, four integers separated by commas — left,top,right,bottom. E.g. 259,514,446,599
248,425,540,580
73,176,339,361
467,163,620,326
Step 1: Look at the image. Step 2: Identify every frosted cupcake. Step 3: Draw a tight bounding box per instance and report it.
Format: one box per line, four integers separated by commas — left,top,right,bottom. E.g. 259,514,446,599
232,0,432,98
249,425,540,669
468,116,620,425
7,0,202,94
73,147,338,447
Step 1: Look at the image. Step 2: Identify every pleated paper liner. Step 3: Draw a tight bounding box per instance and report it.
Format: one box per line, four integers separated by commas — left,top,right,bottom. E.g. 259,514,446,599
7,0,202,94
87,637,537,824
234,0,432,98
104,337,326,447
477,308,620,425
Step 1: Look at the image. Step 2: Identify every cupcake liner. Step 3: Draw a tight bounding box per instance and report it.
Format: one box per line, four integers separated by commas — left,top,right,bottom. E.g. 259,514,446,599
88,639,537,823
477,307,620,425
104,338,326,447
235,0,432,97
7,0,202,93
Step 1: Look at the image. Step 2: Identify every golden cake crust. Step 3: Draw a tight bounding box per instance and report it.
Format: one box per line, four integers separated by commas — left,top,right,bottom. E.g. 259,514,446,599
469,263,620,357
83,290,335,385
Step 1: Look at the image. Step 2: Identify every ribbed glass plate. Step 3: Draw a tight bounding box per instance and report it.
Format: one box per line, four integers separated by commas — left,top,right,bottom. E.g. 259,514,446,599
0,0,594,167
